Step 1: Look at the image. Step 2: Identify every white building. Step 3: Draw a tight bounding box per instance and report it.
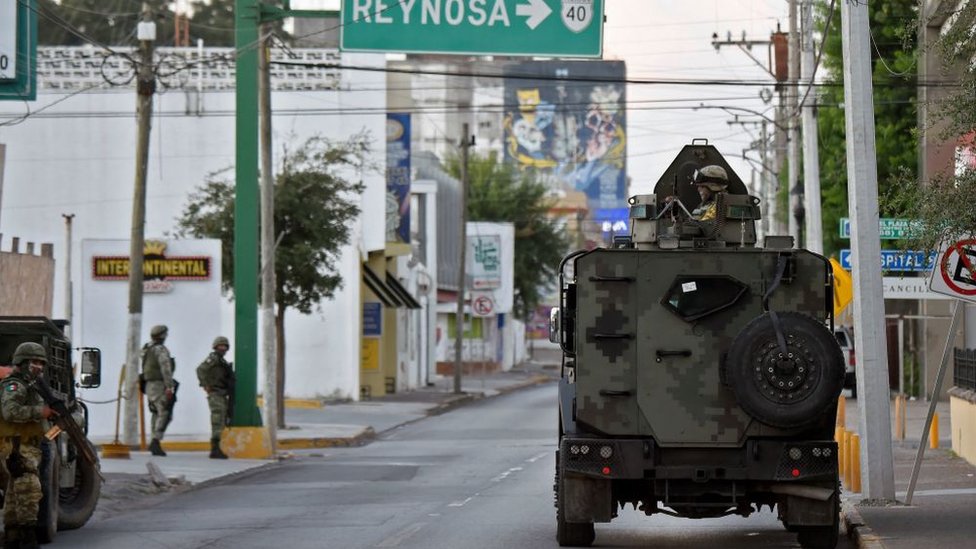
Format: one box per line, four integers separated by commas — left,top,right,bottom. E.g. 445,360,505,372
0,46,392,437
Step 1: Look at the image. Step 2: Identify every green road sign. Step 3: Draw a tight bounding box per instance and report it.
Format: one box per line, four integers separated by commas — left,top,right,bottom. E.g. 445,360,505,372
341,0,604,57
839,217,920,240
0,0,37,101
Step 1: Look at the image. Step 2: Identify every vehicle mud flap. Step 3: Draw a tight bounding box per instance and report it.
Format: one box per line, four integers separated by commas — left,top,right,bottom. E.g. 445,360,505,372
36,440,60,544
727,312,845,428
56,441,101,530
794,490,840,549
555,451,597,547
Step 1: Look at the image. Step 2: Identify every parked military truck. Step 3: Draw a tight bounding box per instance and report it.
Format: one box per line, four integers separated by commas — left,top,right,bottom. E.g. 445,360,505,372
550,141,845,548
0,316,102,543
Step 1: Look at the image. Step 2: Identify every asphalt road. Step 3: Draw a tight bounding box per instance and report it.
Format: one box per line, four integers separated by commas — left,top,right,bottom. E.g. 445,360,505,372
51,384,855,548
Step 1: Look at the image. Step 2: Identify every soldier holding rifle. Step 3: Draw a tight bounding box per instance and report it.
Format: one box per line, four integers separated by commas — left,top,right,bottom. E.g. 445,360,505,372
196,336,234,460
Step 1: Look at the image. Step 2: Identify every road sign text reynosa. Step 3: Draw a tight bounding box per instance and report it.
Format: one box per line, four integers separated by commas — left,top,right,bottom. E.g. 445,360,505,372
341,0,603,57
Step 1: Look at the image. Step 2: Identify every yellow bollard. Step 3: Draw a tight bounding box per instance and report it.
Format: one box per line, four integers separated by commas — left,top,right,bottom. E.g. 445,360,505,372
835,427,846,480
894,395,905,441
930,413,939,449
843,431,853,488
852,434,862,493
837,396,846,428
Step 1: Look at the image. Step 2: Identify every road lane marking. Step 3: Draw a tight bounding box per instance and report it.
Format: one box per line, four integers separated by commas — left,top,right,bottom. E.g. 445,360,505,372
448,496,475,507
526,452,548,463
375,522,427,547
491,466,523,482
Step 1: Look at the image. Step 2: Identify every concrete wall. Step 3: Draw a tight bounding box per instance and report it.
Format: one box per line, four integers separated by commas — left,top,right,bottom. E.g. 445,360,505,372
950,389,976,467
0,244,55,316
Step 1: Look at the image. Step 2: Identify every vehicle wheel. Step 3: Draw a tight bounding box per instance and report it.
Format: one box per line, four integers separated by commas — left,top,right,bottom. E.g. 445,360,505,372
555,453,595,547
36,440,60,544
727,312,845,429
57,442,101,530
796,492,840,549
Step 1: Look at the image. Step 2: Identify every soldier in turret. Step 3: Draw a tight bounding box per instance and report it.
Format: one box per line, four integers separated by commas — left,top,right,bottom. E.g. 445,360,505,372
690,165,729,221
0,342,59,549
141,325,176,457
196,336,234,460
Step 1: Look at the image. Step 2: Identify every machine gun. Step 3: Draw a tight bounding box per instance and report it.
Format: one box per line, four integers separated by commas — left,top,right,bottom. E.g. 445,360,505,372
31,375,103,479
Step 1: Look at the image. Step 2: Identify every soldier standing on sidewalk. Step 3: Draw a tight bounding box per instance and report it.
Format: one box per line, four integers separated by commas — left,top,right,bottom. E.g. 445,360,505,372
0,342,59,549
196,336,234,459
141,325,176,457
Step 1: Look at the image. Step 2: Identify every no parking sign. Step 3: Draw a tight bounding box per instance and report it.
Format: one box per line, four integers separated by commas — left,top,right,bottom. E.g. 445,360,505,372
929,238,976,303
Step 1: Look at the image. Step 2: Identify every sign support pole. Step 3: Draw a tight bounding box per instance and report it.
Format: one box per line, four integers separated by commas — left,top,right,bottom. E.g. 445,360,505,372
905,299,962,505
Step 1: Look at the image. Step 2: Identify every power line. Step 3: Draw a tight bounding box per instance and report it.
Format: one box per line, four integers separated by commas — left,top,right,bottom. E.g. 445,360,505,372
270,60,959,89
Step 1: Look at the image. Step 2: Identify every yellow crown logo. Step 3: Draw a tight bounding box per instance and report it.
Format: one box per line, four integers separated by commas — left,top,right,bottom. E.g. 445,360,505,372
143,240,168,256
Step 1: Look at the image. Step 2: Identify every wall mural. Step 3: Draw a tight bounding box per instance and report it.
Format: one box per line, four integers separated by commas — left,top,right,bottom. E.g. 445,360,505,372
503,60,627,211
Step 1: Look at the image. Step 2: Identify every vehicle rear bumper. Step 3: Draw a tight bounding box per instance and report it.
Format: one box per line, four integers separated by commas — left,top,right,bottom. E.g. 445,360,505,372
560,436,837,483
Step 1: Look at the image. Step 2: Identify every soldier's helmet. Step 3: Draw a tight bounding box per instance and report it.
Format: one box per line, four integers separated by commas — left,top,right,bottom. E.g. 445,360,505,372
692,165,729,192
212,336,230,349
150,325,168,339
12,342,47,366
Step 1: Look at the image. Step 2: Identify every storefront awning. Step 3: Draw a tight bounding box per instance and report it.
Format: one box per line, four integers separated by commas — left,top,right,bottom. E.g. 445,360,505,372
362,265,400,307
361,266,421,309
386,272,421,309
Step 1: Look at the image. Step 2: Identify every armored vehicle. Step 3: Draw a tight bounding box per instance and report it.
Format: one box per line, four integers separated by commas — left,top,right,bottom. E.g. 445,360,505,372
550,141,845,548
0,316,103,543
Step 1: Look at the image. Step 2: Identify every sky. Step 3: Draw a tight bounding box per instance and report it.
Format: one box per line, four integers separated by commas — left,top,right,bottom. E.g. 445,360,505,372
295,0,793,196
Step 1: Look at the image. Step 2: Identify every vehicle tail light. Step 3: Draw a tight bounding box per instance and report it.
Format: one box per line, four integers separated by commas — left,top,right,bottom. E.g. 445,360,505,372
849,349,856,367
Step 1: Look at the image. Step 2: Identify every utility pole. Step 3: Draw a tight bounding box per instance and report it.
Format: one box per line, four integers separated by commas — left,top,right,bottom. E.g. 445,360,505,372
258,22,278,450
454,123,472,395
62,214,75,340
788,0,803,245
123,3,156,445
760,120,772,238
801,0,823,254
709,31,784,235
840,0,895,501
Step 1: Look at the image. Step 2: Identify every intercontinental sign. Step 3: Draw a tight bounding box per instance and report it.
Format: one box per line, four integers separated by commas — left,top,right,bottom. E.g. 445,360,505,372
91,240,212,293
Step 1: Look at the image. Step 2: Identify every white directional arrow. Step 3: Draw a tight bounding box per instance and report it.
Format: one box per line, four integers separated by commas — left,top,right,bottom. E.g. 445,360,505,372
516,0,552,30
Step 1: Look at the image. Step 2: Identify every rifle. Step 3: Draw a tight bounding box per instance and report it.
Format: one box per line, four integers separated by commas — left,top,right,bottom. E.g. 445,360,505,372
31,375,103,479
160,379,179,432
6,437,26,479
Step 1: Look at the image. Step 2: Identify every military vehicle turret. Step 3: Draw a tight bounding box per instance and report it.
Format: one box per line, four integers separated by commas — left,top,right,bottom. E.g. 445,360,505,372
550,141,844,548
0,316,103,543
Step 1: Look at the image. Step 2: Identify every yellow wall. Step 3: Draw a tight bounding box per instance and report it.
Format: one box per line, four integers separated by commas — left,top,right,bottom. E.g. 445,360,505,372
950,392,976,467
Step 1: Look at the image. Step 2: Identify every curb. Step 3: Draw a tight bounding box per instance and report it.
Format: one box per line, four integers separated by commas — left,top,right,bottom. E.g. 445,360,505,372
841,501,887,549
97,375,555,455
97,427,377,454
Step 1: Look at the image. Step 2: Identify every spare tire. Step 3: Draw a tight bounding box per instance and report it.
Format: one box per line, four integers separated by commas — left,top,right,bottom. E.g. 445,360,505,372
727,312,845,428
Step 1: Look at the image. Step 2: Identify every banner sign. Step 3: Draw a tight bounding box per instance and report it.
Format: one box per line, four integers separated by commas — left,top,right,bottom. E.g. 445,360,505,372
467,234,502,289
386,113,411,245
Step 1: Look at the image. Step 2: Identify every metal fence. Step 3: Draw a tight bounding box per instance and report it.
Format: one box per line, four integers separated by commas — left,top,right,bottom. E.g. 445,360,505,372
955,348,976,391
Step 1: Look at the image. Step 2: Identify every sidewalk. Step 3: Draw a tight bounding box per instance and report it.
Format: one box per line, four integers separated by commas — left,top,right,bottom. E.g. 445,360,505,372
840,393,976,549
96,354,560,485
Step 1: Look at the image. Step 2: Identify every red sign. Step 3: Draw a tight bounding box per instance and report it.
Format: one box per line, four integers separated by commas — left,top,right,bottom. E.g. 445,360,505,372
930,238,976,303
471,294,495,317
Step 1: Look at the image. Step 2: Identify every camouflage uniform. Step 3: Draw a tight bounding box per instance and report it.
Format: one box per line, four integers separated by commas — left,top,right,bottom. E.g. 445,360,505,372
196,336,233,459
0,343,49,548
141,325,175,455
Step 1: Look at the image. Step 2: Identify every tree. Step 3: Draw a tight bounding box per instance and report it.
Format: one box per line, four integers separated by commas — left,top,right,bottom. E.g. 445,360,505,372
38,1,175,46
445,153,570,319
175,133,368,424
885,3,976,250
814,0,917,257
37,1,287,47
